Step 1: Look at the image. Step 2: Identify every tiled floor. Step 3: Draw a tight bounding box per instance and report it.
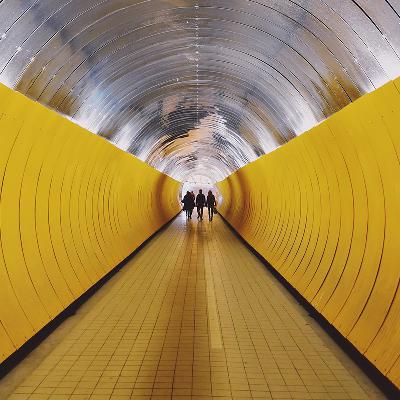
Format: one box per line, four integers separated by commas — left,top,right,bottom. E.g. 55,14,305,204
4,214,386,400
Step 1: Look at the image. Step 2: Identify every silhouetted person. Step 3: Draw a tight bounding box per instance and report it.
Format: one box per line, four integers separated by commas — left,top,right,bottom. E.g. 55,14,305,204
196,189,206,220
182,191,195,219
190,191,195,218
207,190,217,221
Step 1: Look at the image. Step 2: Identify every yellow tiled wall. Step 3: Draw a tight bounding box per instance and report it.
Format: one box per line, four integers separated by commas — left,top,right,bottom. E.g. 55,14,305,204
218,78,400,388
0,84,180,364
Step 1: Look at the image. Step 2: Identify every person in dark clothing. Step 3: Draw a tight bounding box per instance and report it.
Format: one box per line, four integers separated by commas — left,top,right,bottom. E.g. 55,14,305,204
182,191,195,219
207,190,217,221
196,189,206,220
190,191,195,218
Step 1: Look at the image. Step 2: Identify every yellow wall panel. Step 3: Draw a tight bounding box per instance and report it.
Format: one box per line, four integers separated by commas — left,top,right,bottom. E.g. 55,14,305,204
35,125,76,310
0,322,14,360
19,119,64,320
2,106,51,332
218,79,400,389
50,130,86,298
0,84,180,365
298,131,331,295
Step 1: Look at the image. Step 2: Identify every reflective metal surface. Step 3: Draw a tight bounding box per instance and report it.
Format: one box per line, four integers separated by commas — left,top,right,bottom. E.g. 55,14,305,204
0,0,399,182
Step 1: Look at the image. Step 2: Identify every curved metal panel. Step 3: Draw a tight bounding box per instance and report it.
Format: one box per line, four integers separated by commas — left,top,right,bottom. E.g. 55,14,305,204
0,0,399,181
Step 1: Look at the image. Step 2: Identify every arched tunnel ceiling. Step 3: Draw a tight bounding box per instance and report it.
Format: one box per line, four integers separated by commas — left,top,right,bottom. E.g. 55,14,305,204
0,0,399,182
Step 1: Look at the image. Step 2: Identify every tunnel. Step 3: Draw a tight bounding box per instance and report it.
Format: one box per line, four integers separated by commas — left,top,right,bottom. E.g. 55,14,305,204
0,1,399,399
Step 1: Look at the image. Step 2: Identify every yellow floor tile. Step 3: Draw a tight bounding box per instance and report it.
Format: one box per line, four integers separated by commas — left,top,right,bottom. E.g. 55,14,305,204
3,215,387,399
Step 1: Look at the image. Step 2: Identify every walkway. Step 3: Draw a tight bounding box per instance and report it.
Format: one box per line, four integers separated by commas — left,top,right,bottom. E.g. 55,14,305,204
3,214,385,400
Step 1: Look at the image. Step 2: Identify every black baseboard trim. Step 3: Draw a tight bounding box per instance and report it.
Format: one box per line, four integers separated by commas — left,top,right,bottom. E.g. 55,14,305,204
219,213,399,400
0,211,181,380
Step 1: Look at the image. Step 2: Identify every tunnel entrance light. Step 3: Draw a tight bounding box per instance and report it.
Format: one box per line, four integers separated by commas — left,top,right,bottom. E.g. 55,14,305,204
180,175,222,207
